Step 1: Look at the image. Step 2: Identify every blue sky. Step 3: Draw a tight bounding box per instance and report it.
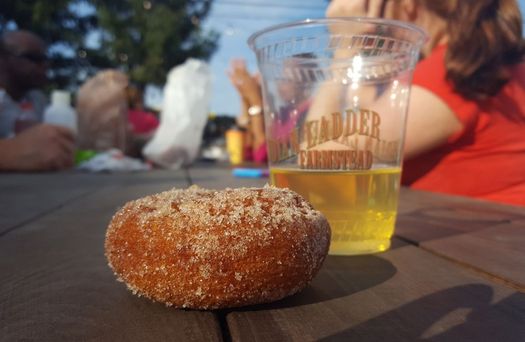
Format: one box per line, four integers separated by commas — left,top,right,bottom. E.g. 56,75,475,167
202,0,328,115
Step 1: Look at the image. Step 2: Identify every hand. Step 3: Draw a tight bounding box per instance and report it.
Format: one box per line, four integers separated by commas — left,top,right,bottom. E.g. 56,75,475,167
0,124,75,171
326,0,396,19
326,0,399,57
227,59,263,106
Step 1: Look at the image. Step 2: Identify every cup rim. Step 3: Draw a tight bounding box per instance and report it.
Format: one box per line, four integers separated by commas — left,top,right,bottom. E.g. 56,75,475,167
248,17,428,50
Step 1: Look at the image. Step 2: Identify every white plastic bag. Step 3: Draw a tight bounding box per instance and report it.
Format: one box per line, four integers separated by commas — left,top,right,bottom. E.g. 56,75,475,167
77,149,151,172
143,59,212,169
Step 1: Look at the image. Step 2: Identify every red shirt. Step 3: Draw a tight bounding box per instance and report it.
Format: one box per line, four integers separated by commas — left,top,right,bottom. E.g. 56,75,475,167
128,109,159,134
402,45,525,206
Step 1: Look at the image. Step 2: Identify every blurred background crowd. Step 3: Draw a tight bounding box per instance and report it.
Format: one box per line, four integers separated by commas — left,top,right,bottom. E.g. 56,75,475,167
2,0,525,206
0,0,333,172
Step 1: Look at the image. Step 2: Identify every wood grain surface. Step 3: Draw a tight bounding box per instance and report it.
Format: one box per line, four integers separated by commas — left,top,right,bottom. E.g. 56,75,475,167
177,165,525,341
396,189,525,289
422,221,525,290
1,169,524,342
226,245,525,342
396,188,525,244
0,170,192,236
188,164,268,189
0,173,93,236
0,175,223,341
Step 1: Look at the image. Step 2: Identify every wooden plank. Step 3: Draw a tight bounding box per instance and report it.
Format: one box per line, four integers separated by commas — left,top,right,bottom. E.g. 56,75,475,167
395,215,460,243
189,164,268,189
396,188,525,244
0,181,222,341
0,173,93,235
0,170,191,236
398,188,525,216
226,245,525,341
422,221,525,289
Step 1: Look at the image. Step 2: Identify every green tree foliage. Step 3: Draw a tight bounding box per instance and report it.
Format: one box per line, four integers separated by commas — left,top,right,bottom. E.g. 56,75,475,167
0,0,100,88
91,0,218,85
1,0,219,87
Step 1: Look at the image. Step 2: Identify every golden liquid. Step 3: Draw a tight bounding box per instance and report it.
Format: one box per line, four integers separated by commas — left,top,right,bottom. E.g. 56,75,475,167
270,167,401,255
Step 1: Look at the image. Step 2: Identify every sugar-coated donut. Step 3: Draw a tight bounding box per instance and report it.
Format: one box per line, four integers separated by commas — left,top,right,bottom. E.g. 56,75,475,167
105,185,330,309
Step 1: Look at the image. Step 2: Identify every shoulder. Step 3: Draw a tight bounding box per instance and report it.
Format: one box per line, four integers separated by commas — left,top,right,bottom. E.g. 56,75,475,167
413,45,447,80
404,85,463,159
413,45,453,100
413,45,479,130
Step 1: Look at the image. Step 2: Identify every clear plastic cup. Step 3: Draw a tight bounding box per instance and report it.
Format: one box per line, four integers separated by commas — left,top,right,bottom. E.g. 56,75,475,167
249,18,426,255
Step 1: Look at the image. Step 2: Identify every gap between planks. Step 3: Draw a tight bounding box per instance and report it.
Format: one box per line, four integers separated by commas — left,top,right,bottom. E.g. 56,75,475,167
0,188,98,239
395,233,524,292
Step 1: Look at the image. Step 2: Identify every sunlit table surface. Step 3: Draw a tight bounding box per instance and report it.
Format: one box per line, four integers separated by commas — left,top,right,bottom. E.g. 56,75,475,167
1,163,524,341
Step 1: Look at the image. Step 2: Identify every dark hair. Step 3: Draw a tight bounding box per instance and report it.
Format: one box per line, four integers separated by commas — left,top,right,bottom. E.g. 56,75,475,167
421,0,525,100
0,34,7,56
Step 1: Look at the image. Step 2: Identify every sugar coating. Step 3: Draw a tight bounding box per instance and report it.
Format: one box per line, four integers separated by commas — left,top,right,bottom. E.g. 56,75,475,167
105,185,331,309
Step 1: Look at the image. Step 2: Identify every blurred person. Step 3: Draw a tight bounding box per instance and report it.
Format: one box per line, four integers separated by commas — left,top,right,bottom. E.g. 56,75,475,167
127,84,159,137
271,56,312,142
324,0,525,206
126,84,159,157
0,30,75,171
227,59,267,163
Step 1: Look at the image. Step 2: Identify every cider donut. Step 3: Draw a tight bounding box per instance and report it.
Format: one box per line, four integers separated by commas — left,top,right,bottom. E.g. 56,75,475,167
105,185,330,309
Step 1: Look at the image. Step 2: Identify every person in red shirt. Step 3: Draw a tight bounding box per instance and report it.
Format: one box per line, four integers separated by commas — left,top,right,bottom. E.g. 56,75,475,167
126,85,159,136
126,84,159,158
327,0,525,206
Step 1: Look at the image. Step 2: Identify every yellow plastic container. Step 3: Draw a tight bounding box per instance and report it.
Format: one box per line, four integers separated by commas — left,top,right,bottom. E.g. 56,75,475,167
226,128,244,165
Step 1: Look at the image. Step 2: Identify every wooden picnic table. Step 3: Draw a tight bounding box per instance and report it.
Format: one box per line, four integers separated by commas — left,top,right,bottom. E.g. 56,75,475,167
1,164,524,341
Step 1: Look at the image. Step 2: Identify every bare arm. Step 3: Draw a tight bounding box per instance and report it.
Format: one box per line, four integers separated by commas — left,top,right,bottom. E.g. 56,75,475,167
403,86,462,159
306,0,401,121
0,124,75,171
306,0,462,158
228,59,266,149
